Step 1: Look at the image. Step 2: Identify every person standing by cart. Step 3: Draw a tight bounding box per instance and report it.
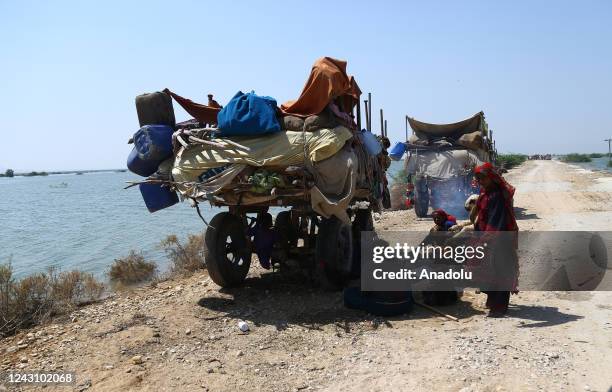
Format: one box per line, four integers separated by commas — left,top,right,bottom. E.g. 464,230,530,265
473,162,519,317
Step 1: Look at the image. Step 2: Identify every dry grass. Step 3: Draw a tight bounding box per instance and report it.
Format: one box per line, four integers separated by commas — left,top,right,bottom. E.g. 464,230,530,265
159,233,206,276
0,263,104,338
109,251,157,285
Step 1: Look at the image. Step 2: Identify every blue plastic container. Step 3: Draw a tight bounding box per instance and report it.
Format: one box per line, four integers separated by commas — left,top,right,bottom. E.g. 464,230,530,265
360,129,382,156
127,147,158,177
139,183,179,213
389,141,407,161
133,124,174,161
127,124,174,177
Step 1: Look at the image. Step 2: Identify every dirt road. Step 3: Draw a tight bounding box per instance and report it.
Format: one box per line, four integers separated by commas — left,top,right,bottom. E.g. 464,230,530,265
1,160,611,392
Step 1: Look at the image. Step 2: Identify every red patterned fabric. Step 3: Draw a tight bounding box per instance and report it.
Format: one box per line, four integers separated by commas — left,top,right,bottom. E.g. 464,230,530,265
473,162,519,296
474,163,517,232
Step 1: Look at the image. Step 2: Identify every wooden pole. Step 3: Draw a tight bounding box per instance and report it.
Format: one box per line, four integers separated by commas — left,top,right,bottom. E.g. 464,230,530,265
405,115,409,141
364,100,370,131
356,98,362,130
380,109,384,137
605,138,612,163
384,119,388,137
415,302,459,322
368,93,372,131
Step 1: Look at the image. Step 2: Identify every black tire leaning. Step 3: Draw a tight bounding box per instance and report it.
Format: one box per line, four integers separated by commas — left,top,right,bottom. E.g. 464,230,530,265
204,212,251,287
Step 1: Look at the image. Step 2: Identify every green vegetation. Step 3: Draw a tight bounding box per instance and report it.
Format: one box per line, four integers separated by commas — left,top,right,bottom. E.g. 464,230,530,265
390,167,407,184
23,171,49,177
2,169,14,178
588,153,605,158
108,251,157,285
562,153,592,163
496,154,527,170
0,263,104,337
160,234,207,275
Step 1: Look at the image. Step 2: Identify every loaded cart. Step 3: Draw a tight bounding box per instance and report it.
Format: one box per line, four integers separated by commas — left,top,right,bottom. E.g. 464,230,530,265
398,112,496,218
126,57,389,289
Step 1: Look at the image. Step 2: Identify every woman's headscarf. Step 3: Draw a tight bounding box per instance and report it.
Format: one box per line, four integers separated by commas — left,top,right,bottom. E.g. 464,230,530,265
474,162,517,231
474,162,515,199
432,209,448,221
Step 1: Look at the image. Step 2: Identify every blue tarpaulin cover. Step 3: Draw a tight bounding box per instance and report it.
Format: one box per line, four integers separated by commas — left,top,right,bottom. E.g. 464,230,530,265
217,91,281,137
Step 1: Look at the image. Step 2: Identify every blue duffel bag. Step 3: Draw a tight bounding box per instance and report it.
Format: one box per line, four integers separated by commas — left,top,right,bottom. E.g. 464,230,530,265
217,91,281,137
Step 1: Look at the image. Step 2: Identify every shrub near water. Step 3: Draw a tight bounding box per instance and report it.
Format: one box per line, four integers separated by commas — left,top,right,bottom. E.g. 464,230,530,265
562,153,591,163
496,154,527,170
160,234,206,275
0,263,104,337
109,251,157,284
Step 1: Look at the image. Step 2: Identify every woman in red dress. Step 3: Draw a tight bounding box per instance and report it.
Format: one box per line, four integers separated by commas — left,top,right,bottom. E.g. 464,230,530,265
473,163,519,317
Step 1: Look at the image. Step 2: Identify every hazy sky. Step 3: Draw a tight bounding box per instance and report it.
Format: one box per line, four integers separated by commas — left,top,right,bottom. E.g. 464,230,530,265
1,0,611,171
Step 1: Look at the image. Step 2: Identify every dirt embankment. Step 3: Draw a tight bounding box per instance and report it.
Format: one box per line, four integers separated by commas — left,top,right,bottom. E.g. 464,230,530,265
1,160,612,392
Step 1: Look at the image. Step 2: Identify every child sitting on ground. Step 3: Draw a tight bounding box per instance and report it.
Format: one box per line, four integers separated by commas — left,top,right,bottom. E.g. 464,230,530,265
430,209,457,232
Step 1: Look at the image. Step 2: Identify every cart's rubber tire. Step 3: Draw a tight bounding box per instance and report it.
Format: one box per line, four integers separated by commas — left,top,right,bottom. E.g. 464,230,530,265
414,190,429,218
204,212,251,287
344,287,414,316
316,216,353,290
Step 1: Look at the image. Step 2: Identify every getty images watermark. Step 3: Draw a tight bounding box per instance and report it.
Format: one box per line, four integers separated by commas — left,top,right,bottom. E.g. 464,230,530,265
361,231,612,292
372,241,487,280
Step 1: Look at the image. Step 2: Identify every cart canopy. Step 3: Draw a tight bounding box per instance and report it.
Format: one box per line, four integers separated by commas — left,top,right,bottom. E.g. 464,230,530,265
408,112,485,138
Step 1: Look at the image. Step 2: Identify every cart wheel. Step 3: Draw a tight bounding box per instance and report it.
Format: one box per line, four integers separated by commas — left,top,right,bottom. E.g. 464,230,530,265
316,216,353,290
414,190,429,218
204,212,251,287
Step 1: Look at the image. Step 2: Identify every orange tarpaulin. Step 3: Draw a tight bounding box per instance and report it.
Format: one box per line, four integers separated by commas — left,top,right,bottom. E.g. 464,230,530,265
163,88,220,125
281,57,361,117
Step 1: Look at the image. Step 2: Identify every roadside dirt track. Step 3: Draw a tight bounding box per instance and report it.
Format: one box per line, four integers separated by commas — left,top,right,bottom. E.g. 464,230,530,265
1,160,611,392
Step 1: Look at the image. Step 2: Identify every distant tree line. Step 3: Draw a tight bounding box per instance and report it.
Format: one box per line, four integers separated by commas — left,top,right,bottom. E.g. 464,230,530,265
0,169,49,177
496,154,527,170
23,171,49,177
0,169,14,177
